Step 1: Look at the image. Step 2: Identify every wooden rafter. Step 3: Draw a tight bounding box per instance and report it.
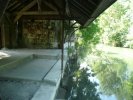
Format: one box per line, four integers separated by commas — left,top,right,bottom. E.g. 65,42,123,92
10,3,21,11
44,1,58,11
70,21,77,27
5,13,12,24
0,0,11,23
73,0,92,14
22,15,78,20
14,0,37,22
7,1,18,9
19,11,59,15
87,0,97,6
37,0,41,11
70,0,90,17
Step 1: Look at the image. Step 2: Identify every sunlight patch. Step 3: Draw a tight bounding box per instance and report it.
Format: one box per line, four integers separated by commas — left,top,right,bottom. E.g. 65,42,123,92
80,62,87,69
0,52,11,59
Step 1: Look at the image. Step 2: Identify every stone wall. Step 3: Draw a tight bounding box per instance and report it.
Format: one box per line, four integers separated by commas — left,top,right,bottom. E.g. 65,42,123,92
22,20,59,49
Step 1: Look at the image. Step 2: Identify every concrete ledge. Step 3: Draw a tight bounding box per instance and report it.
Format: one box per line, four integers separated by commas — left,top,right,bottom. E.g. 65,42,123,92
32,78,61,100
33,54,60,60
31,83,56,100
44,60,61,84
31,60,62,100
32,59,67,100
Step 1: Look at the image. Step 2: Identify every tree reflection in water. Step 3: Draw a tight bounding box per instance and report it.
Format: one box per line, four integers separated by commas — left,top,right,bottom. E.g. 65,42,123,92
65,53,133,100
91,55,133,100
65,55,101,100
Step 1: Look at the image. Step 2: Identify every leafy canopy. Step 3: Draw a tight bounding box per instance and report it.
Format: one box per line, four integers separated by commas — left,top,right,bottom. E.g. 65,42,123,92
75,20,100,59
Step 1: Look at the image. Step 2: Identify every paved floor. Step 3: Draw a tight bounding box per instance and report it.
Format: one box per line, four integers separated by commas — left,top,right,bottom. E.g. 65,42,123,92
0,79,40,100
0,49,67,100
0,58,58,81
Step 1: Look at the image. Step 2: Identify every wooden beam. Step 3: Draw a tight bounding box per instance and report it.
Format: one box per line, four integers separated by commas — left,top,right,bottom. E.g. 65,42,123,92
51,1,61,13
61,20,64,78
70,21,77,27
19,11,59,15
70,1,90,17
37,0,41,11
21,15,78,20
7,1,18,9
87,0,97,6
44,1,58,11
73,0,92,14
14,0,37,22
5,13,12,24
10,3,21,11
0,0,11,24
1,23,6,48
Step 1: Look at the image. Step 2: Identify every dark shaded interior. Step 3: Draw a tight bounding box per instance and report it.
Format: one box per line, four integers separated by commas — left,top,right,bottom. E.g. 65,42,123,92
0,0,116,49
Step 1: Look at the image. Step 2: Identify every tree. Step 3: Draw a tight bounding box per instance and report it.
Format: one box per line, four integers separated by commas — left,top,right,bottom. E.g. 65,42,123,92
98,1,131,47
75,20,100,59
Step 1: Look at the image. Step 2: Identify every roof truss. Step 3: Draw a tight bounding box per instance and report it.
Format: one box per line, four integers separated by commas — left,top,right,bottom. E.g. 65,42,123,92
0,0,117,26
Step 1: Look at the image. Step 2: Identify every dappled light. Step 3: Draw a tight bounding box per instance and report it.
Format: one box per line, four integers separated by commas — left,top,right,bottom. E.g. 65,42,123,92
0,52,11,59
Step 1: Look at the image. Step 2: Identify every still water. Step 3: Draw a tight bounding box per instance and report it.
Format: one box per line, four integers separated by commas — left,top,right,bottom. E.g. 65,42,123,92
87,55,132,100
67,54,133,100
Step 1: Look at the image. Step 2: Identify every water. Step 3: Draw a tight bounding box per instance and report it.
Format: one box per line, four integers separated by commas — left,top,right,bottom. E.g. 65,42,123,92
87,65,117,100
86,54,133,100
66,53,133,100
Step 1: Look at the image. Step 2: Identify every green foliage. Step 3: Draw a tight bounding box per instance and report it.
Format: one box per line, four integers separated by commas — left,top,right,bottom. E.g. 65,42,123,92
108,32,126,47
124,40,133,48
98,1,131,47
76,20,100,58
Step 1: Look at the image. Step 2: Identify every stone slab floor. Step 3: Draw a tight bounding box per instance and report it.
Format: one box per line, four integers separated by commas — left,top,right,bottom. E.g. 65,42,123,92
0,49,66,100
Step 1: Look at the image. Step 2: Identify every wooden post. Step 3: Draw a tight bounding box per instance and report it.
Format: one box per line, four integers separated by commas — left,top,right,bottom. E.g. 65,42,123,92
0,27,2,48
1,23,6,49
61,20,64,78
61,0,65,78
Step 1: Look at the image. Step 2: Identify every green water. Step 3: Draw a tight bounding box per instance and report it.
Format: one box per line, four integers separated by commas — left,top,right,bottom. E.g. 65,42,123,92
91,45,133,100
89,55,133,100
67,46,133,100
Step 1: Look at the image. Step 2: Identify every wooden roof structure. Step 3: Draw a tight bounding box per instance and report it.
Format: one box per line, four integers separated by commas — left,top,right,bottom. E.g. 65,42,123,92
0,0,116,26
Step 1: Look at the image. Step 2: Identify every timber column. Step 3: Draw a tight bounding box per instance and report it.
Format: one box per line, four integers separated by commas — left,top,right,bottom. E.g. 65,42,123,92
1,17,10,49
61,20,64,78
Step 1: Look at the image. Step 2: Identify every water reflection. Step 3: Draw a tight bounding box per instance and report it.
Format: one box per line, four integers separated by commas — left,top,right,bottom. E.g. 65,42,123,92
90,55,133,100
66,54,133,100
66,56,101,100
